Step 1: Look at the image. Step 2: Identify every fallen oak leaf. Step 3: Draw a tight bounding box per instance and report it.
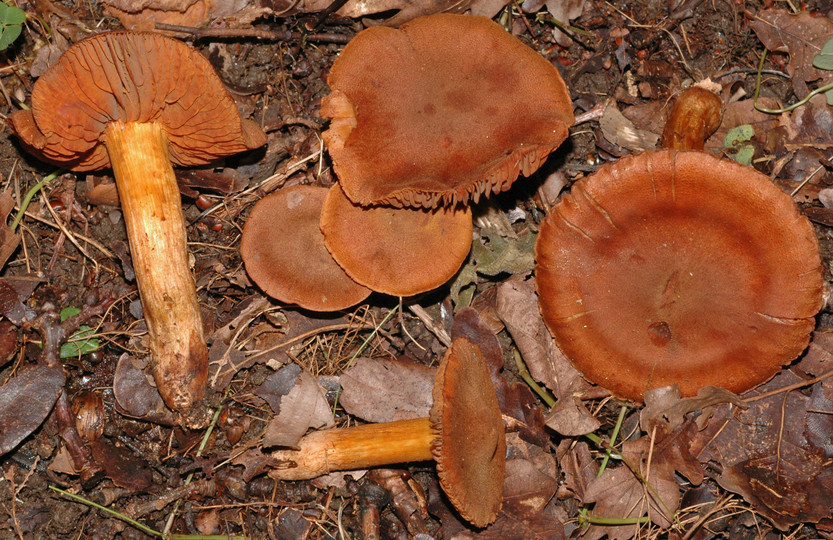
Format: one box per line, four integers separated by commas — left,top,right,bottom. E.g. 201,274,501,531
0,363,65,456
691,366,833,529
750,9,833,98
256,363,334,448
339,356,435,422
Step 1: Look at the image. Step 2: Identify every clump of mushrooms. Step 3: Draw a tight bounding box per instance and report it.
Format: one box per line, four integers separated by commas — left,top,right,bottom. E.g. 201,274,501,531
535,85,824,401
8,32,266,412
241,13,575,306
269,337,506,528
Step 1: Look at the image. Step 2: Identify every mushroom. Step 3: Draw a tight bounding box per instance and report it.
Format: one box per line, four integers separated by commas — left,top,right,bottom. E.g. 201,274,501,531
8,32,266,411
660,85,724,150
269,337,506,527
319,184,473,297
240,185,371,311
534,150,823,401
320,13,575,208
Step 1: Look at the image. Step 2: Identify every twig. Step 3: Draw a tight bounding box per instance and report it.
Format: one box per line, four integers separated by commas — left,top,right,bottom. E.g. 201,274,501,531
154,23,351,44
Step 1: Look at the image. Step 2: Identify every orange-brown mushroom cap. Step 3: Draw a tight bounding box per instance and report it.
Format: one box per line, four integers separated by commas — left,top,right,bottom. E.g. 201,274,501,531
320,183,473,297
430,337,506,528
241,185,372,312
8,31,265,171
321,13,574,208
535,150,823,402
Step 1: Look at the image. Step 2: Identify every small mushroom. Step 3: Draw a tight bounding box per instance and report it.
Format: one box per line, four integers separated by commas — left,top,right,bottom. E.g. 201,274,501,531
269,337,506,527
240,185,371,311
319,184,473,297
8,32,266,412
660,85,724,150
534,150,823,401
321,13,574,208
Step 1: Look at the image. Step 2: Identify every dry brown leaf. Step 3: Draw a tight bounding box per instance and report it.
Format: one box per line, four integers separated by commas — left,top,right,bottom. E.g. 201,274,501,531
0,191,20,271
691,364,833,530
469,0,511,17
113,353,176,426
599,103,659,152
89,438,153,491
338,357,435,422
750,9,833,98
583,421,703,540
556,439,596,501
545,395,600,436
256,364,334,448
639,384,746,434
496,273,587,398
0,364,65,456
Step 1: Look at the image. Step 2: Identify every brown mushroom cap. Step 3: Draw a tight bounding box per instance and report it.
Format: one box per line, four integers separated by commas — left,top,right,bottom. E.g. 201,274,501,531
535,150,823,401
241,185,372,311
321,13,574,208
8,31,265,171
430,337,506,528
320,183,473,297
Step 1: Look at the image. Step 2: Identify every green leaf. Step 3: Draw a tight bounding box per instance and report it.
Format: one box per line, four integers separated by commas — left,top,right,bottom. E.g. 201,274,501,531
826,87,833,106
60,325,100,358
813,37,833,71
0,3,25,25
0,3,25,51
60,306,81,321
723,124,756,166
723,124,754,148
57,306,101,358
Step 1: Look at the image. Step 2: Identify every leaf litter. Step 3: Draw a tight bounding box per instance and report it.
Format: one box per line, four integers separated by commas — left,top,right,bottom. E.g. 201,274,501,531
2,2,833,539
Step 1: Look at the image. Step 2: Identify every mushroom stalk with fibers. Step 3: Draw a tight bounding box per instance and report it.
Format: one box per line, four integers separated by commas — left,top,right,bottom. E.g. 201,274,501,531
269,337,506,528
103,121,205,410
7,32,266,414
269,417,434,479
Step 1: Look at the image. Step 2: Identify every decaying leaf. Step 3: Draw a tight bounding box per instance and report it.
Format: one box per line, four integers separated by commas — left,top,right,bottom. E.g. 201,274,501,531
750,9,833,98
256,364,334,448
89,439,153,491
0,190,20,270
599,103,659,152
339,357,435,422
691,363,833,530
452,227,537,308
545,395,600,436
0,363,65,456
113,353,176,426
640,384,746,434
496,273,589,399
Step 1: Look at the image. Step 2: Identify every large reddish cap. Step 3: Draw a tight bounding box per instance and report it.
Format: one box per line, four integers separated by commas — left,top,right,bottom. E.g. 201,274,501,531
8,31,265,171
535,150,823,401
321,13,574,208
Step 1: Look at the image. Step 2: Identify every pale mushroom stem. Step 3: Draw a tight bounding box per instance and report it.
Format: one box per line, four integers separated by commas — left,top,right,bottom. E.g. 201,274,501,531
103,121,208,411
270,417,434,480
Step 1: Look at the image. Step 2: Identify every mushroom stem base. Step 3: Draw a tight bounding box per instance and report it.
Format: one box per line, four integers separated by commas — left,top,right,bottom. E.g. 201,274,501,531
268,417,435,480
103,121,208,411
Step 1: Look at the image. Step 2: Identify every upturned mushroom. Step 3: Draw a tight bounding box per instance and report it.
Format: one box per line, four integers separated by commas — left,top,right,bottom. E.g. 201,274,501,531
534,150,823,401
269,337,506,528
8,32,266,411
321,13,574,208
240,185,371,311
